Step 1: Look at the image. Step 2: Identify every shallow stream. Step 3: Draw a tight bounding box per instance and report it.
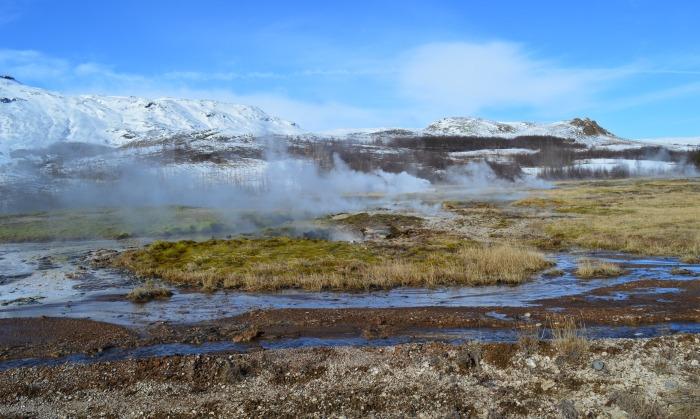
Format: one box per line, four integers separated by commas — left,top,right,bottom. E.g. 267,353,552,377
1,240,698,327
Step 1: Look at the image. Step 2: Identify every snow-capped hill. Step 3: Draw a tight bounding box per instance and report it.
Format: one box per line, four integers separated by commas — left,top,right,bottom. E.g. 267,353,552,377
0,77,302,161
318,127,419,142
423,116,631,146
637,137,700,151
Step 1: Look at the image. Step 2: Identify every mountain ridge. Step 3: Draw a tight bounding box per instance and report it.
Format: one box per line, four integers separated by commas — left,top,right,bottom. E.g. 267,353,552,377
0,78,660,163
0,76,302,162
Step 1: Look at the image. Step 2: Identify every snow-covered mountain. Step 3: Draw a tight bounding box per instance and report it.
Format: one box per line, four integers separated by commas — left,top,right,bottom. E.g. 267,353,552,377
319,117,636,148
0,76,670,167
637,136,700,151
0,75,302,162
421,117,632,147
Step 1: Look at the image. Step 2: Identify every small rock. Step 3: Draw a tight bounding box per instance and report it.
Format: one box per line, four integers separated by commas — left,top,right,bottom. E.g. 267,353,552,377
664,380,678,390
592,359,605,371
523,312,531,318
608,407,627,419
558,399,578,419
691,359,699,367
525,358,536,369
540,379,555,391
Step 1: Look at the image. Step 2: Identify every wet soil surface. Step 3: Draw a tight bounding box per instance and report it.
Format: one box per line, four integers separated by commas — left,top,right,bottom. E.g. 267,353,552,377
1,273,698,364
1,240,699,368
1,334,698,418
0,317,137,361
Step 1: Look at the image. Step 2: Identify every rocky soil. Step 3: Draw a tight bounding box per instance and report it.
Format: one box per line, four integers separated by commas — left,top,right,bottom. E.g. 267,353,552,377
0,334,698,418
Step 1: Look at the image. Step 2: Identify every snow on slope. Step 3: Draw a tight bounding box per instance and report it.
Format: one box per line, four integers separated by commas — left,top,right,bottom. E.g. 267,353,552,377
318,116,640,148
0,76,303,162
637,137,700,150
422,117,635,147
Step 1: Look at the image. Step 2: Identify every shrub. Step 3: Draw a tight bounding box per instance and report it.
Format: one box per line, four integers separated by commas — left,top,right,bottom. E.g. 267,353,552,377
575,259,624,279
126,280,173,303
549,316,589,364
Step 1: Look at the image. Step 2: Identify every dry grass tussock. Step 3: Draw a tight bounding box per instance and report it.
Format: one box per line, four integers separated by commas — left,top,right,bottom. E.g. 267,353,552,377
517,179,700,256
114,237,552,292
680,255,700,264
126,280,173,303
549,316,589,363
575,259,624,279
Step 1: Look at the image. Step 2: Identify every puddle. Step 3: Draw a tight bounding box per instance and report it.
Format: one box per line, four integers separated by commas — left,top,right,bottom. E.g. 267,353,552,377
1,322,698,372
586,287,681,302
485,311,513,321
0,241,698,326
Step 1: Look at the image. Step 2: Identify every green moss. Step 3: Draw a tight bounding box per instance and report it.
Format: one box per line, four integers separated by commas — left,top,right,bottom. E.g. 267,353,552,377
0,206,244,242
331,212,423,230
113,236,549,291
442,201,497,211
127,237,379,275
556,205,634,216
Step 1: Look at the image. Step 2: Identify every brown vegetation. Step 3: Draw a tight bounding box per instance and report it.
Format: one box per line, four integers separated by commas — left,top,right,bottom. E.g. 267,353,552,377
517,179,700,256
113,237,552,292
126,281,173,303
575,259,625,279
549,316,589,363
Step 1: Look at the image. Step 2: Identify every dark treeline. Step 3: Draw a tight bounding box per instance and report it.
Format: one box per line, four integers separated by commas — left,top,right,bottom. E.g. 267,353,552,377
389,135,584,152
539,165,632,180
287,139,450,181
288,136,700,182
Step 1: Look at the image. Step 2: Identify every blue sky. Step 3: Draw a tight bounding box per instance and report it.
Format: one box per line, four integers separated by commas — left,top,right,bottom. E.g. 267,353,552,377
1,0,699,137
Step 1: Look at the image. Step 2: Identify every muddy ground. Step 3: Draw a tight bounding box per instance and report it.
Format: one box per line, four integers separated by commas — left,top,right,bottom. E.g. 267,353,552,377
2,275,698,362
1,334,698,418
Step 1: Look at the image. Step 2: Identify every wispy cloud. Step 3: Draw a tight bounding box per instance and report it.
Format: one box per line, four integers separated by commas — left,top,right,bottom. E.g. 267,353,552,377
605,81,700,110
0,49,70,80
1,44,698,131
397,41,634,116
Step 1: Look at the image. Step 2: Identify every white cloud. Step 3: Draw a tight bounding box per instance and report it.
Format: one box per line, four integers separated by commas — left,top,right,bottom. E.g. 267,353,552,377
0,49,70,80
2,44,696,131
397,41,628,115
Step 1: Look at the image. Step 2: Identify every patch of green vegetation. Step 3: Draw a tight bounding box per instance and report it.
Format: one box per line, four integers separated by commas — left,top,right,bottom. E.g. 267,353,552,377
0,206,231,242
331,212,423,229
442,201,497,211
556,205,635,216
114,236,552,292
525,179,700,257
490,218,514,229
513,197,565,209
326,212,425,239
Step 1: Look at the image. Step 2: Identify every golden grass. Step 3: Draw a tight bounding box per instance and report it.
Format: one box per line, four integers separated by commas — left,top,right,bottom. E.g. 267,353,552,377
549,316,589,363
680,255,700,264
114,237,552,292
517,179,700,256
575,259,625,279
126,280,173,303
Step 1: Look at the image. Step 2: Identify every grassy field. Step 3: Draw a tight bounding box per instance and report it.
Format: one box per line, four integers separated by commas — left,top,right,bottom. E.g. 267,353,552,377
0,207,298,242
517,178,700,258
114,237,552,291
0,206,225,242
